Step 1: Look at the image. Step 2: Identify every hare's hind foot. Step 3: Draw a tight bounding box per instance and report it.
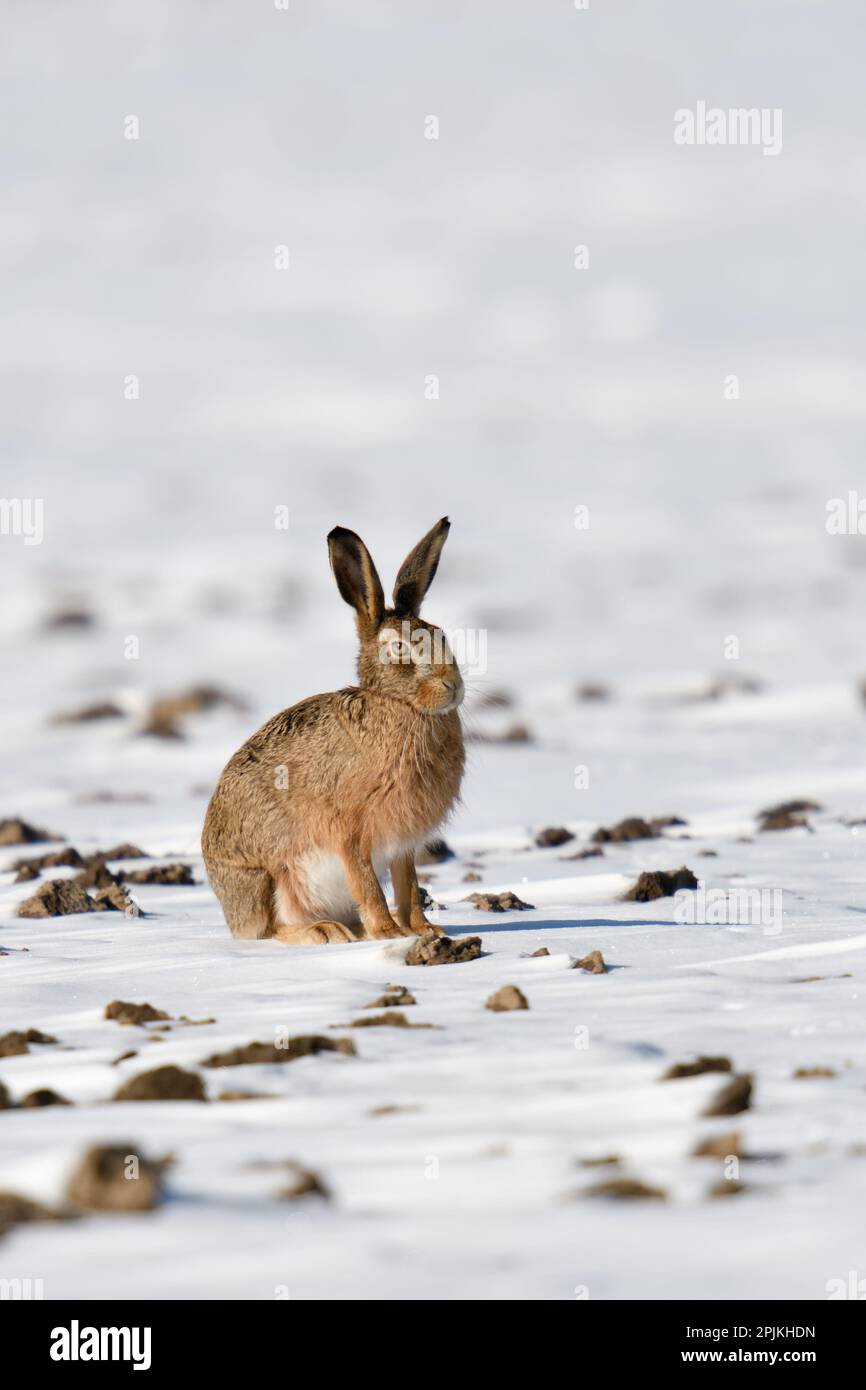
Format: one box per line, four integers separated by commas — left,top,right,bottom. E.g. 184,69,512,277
271,920,360,945
207,862,277,939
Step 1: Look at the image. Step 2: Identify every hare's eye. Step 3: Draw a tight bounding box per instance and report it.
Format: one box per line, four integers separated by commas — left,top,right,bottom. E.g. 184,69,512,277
383,638,411,664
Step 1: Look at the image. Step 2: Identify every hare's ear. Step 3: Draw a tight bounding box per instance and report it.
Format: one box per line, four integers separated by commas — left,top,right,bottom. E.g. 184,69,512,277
392,517,450,616
328,527,385,628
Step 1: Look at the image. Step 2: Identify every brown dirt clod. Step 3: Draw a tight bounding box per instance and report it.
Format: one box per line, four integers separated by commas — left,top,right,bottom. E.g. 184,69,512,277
623,866,699,902
364,987,416,1008
0,818,58,846
105,1000,171,1027
405,931,483,966
693,1131,742,1159
114,1065,207,1102
585,1177,667,1201
663,1056,733,1081
66,1144,168,1212
703,1074,753,1117
124,863,195,886
0,1028,58,1057
347,1011,432,1029
464,890,534,912
21,1088,72,1108
201,1035,357,1068
485,985,529,1012
592,817,657,844
572,950,607,974
534,826,575,848
17,878,95,917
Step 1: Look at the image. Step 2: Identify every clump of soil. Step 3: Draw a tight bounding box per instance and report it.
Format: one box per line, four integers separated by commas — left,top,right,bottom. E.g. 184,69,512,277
99,843,148,861
585,1177,667,1201
708,1180,747,1198
623,866,698,902
0,818,58,846
485,985,529,1011
693,1131,742,1159
760,811,810,831
66,1144,169,1212
529,947,550,957
686,676,763,703
572,950,606,974
114,1065,207,1102
469,724,533,745
13,847,85,880
346,1011,432,1029
463,890,534,912
758,799,820,831
273,1162,331,1201
0,1028,58,1057
405,931,482,966
18,878,95,917
462,871,482,883
44,606,94,630
0,1191,70,1229
575,682,611,702
217,1090,275,1102
202,1035,357,1067
51,701,125,725
578,1154,621,1168
663,1056,733,1081
534,826,575,848
703,1074,753,1117
74,859,122,887
592,817,657,844
369,1103,422,1117
560,846,604,861
124,863,195,886
761,798,821,817
0,1081,11,1109
416,838,454,865
477,689,514,710
793,1066,836,1079
91,883,141,916
21,1088,71,1108
105,1000,171,1027
141,684,247,740
364,985,416,1008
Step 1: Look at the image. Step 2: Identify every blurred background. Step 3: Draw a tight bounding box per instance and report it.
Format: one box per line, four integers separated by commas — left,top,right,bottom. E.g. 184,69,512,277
2,0,865,826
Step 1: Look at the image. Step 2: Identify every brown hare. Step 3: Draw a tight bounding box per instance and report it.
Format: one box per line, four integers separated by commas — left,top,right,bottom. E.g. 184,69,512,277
202,518,465,944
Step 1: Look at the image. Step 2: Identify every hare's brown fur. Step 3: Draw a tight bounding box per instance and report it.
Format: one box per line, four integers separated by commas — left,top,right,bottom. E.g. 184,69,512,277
202,519,465,944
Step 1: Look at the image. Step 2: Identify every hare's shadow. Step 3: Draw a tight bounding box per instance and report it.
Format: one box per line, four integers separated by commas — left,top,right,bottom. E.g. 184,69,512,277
448,916,674,934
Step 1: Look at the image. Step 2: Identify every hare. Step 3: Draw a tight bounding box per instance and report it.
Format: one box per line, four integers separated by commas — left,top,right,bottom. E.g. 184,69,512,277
202,518,465,944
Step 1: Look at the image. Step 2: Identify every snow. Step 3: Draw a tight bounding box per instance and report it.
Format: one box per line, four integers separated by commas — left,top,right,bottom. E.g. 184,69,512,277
2,0,866,1301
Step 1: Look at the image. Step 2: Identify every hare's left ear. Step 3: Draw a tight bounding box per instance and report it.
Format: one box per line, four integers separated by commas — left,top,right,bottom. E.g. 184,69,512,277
392,517,450,616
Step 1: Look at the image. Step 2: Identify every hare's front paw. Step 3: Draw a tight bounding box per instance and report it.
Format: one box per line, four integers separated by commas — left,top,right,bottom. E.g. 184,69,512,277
407,915,445,937
389,913,445,938
366,917,416,940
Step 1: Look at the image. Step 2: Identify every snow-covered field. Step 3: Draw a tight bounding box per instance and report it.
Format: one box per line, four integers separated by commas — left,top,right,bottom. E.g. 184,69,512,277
2,1,866,1300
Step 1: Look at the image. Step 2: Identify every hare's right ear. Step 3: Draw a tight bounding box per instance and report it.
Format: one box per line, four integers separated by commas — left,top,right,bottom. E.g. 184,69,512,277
327,526,385,629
